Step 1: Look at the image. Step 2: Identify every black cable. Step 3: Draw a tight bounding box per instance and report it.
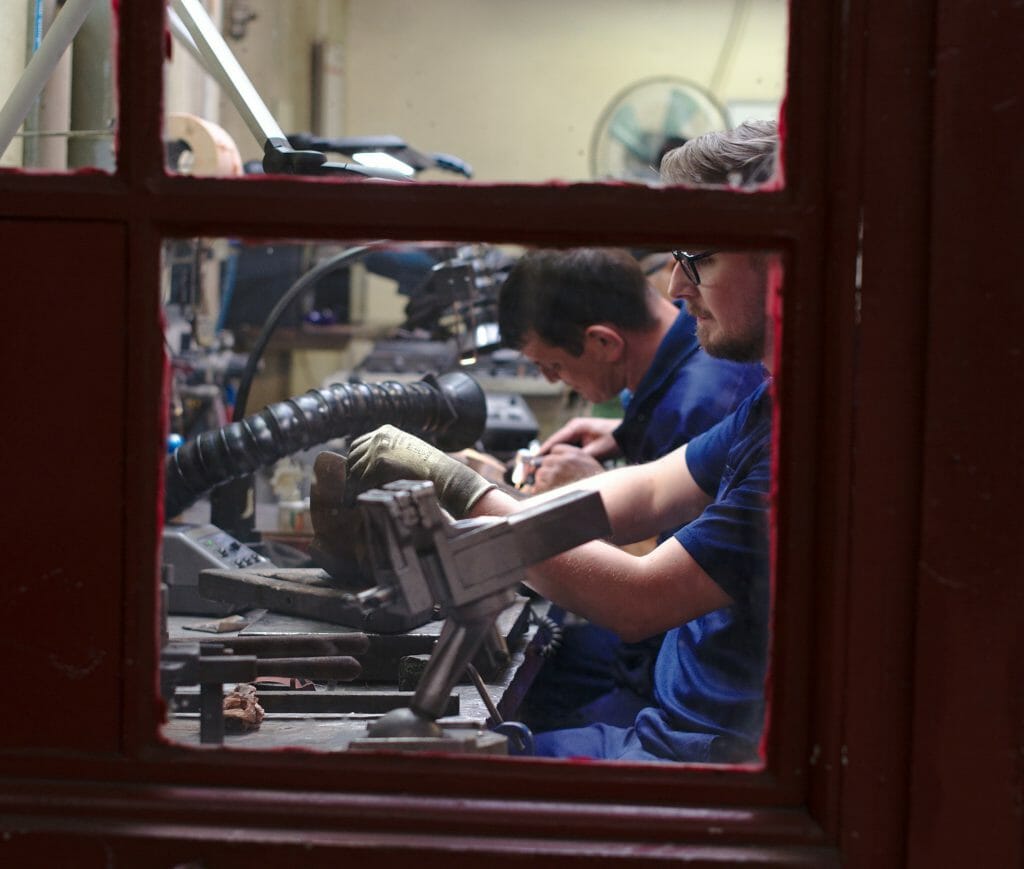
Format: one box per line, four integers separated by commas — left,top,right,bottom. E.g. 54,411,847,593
531,611,564,659
231,242,383,422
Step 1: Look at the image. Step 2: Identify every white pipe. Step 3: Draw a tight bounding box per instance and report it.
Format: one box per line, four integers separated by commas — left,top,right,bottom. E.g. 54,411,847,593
20,0,45,166
167,8,205,69
37,0,73,170
167,3,233,124
171,0,286,146
0,0,99,157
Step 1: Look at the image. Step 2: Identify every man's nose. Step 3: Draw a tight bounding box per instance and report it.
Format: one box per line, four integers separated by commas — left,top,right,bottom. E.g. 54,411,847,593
667,263,697,300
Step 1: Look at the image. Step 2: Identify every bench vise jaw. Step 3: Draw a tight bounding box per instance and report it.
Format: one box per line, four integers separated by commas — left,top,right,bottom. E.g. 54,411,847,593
351,479,611,739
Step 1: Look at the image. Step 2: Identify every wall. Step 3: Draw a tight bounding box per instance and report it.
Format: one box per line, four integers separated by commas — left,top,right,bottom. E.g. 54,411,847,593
5,1,787,176
156,0,787,400
161,0,786,181
0,0,29,165
343,0,787,182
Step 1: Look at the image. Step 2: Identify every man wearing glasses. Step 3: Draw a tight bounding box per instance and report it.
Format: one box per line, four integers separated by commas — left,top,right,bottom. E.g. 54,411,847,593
501,247,762,498
494,245,764,735
344,120,780,763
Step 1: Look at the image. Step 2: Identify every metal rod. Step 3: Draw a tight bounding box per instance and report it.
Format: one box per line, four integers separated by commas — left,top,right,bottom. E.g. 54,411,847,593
255,656,362,681
170,633,371,657
170,0,286,147
12,129,110,139
167,5,239,103
464,662,502,725
0,0,99,156
199,679,224,744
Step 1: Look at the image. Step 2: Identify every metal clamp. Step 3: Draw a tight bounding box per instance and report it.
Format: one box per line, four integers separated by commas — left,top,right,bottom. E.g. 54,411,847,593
354,480,611,739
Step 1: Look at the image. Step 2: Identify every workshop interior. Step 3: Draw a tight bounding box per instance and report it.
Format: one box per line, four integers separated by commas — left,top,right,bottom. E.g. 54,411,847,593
0,0,786,757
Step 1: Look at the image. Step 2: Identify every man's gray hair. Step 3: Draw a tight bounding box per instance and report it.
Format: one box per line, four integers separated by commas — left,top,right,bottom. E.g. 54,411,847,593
660,120,778,188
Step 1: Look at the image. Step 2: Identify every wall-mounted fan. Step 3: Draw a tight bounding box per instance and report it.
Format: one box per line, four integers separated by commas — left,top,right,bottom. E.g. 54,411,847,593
589,76,730,182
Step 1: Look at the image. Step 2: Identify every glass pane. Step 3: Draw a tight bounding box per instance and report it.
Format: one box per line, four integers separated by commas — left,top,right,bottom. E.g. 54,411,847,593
0,0,116,172
159,235,780,768
163,0,787,183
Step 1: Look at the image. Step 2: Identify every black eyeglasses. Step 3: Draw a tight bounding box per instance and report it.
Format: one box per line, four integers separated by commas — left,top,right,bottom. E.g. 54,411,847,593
671,250,718,286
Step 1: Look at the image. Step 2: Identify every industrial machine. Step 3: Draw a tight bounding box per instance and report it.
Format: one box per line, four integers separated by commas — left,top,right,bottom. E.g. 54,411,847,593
186,455,610,752
161,368,489,614
77,0,568,755
336,477,610,746
158,363,595,754
164,370,487,520
161,522,268,616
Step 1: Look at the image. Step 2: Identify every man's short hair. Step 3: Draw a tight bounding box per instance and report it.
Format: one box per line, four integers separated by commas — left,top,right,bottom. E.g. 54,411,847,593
660,119,778,188
498,248,657,355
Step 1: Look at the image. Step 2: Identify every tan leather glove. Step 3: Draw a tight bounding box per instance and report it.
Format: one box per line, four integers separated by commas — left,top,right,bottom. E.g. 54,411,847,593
345,424,496,517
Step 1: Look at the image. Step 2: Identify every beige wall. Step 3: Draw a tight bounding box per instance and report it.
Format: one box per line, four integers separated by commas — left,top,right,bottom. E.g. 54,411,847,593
163,0,786,181
343,0,787,182
0,0,30,166
5,1,786,175
154,0,787,400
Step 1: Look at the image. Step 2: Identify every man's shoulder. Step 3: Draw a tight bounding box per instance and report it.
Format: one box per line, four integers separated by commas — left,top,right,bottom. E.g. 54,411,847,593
687,381,772,469
722,380,773,438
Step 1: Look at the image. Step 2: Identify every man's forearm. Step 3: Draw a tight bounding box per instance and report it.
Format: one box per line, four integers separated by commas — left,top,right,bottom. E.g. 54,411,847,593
524,536,732,642
472,453,708,545
468,465,730,640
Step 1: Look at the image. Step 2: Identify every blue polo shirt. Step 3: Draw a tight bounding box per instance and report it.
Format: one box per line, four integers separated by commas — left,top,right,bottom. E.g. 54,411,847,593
519,312,765,735
531,382,772,763
637,380,773,760
614,308,765,465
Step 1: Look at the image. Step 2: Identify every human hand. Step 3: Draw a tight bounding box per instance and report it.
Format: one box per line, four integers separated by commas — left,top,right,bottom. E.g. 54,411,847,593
526,444,605,494
345,424,495,517
539,417,621,460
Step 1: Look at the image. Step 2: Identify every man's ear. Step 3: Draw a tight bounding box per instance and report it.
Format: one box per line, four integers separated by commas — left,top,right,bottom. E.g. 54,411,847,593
584,324,625,361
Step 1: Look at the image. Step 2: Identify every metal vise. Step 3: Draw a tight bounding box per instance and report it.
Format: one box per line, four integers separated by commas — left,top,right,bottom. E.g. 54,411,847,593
349,479,611,739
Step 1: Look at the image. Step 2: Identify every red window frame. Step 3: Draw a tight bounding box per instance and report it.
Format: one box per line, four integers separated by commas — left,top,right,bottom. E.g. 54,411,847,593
1,1,1021,866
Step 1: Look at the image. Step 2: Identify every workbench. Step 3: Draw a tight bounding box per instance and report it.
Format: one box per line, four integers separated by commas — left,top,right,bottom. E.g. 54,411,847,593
160,597,546,754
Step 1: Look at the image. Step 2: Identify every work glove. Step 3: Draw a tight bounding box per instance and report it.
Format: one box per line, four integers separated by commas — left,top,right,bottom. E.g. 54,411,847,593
345,424,496,518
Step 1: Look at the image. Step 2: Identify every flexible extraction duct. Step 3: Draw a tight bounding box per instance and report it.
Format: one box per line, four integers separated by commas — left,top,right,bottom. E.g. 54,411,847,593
165,371,486,519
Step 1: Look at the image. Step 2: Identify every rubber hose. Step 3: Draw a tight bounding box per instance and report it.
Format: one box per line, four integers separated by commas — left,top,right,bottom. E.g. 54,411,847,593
165,371,486,519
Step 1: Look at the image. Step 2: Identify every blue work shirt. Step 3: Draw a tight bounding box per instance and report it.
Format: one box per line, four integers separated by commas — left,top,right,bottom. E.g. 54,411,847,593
593,307,764,697
531,381,772,763
614,307,765,465
520,313,765,737
646,380,772,758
